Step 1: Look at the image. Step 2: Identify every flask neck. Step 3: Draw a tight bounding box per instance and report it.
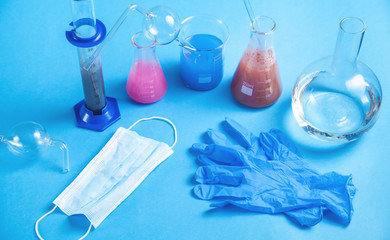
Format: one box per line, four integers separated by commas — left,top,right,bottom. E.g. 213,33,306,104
332,18,366,72
131,31,158,62
249,16,276,51
134,45,157,61
249,31,274,51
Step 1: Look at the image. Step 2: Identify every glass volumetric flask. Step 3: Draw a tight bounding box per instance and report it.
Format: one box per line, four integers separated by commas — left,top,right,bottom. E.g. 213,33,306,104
292,17,382,143
231,16,282,108
0,122,70,173
126,31,167,104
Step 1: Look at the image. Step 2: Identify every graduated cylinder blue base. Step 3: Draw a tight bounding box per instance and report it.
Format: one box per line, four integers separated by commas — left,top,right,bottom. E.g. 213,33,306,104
73,97,121,132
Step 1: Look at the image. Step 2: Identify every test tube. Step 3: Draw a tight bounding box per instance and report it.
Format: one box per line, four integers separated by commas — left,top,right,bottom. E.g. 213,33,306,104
70,0,106,114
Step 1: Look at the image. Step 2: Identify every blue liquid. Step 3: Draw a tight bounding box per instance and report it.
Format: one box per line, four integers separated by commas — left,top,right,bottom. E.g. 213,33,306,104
180,34,224,91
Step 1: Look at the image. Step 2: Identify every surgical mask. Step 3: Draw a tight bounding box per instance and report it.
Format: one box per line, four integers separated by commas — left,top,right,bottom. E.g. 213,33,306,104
35,116,177,239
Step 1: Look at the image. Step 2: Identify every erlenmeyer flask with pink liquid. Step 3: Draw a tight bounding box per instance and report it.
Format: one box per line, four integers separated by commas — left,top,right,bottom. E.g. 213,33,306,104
231,16,282,108
126,31,167,104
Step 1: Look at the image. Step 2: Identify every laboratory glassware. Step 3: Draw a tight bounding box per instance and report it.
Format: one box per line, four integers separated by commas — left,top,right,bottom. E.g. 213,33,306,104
83,5,181,71
66,0,120,132
126,32,167,104
291,17,382,143
179,15,229,91
231,16,282,108
66,2,180,112
242,0,260,31
0,122,69,173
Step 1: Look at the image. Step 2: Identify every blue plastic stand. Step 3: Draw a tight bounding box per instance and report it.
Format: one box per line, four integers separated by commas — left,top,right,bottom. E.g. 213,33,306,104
73,97,121,132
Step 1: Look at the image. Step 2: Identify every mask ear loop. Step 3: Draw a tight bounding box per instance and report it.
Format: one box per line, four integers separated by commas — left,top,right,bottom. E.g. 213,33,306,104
35,205,93,240
128,116,177,148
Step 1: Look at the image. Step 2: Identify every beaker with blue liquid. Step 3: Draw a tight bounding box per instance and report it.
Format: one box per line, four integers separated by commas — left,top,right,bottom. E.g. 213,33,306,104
179,16,229,91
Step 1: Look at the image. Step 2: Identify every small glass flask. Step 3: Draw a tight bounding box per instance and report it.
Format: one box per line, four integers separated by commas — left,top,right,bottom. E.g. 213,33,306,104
292,17,382,143
231,16,282,108
126,31,167,104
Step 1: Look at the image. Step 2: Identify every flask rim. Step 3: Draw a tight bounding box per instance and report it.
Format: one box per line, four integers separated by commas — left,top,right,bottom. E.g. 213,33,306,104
250,16,276,36
339,17,366,35
132,31,157,49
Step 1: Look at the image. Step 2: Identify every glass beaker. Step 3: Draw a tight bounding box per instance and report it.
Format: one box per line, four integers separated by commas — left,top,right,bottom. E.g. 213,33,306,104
179,16,229,91
291,17,382,143
126,31,167,104
231,16,282,108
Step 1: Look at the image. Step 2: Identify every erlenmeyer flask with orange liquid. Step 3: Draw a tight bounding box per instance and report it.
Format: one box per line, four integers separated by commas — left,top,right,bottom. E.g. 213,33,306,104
231,16,282,108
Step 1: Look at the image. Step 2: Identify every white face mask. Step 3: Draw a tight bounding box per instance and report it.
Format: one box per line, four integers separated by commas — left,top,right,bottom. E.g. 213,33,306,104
35,117,177,239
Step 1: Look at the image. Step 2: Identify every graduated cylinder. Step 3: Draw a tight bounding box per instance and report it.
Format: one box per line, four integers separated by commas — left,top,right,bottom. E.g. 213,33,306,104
70,0,106,114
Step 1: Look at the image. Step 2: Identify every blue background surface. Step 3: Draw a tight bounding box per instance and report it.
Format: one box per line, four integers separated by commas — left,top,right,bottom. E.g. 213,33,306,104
1,0,390,239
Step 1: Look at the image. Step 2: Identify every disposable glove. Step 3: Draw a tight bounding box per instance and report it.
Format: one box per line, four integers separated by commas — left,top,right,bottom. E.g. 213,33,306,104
193,118,322,226
192,118,356,227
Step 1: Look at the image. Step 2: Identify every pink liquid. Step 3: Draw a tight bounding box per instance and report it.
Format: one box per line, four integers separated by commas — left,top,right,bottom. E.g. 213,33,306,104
126,59,167,104
231,48,282,108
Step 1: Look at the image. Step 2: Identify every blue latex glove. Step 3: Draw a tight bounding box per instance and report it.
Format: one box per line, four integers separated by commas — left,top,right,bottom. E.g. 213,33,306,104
192,118,356,227
193,118,324,226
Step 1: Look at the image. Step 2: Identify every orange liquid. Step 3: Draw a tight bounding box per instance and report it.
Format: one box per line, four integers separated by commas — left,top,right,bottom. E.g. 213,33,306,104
231,48,282,108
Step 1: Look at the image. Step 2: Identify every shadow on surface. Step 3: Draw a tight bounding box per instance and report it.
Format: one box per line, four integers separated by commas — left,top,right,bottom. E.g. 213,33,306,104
0,148,36,172
68,214,92,232
162,62,182,90
105,77,129,103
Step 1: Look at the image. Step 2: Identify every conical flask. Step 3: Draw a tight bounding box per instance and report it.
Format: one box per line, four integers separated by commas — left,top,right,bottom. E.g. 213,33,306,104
231,16,282,108
126,31,167,104
292,17,382,143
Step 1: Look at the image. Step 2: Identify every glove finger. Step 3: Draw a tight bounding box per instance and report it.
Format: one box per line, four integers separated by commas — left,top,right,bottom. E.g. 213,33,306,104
211,198,324,226
269,129,303,158
196,155,219,166
194,145,247,166
210,201,229,208
210,199,245,208
193,184,250,200
284,207,323,227
211,199,268,213
194,165,246,186
206,128,232,146
312,172,354,225
258,130,321,179
206,129,248,153
261,130,304,163
192,143,210,154
258,132,319,177
258,132,280,160
224,118,257,150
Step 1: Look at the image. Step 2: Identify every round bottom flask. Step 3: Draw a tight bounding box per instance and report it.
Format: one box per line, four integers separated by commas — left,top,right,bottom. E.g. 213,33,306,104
292,18,382,143
1,121,69,172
